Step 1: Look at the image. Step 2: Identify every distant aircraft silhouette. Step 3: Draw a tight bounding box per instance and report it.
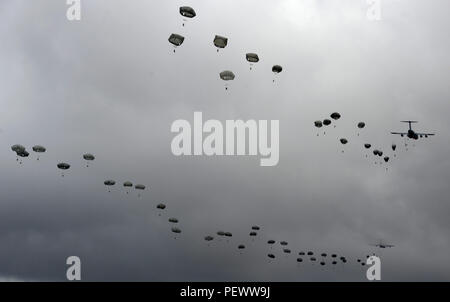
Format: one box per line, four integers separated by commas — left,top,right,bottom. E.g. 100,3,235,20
391,121,435,140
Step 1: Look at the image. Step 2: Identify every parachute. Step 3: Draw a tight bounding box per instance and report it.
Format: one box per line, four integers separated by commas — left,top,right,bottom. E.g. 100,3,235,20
224,232,233,237
168,34,185,52
272,65,282,73
135,184,145,190
171,227,181,234
307,251,314,256
11,145,26,163
297,258,303,262
179,6,196,18
321,253,327,257
357,122,365,136
268,254,275,259
156,203,166,215
17,150,29,158
246,53,259,70
340,138,348,152
323,119,331,126
238,244,246,249
205,236,214,242
104,180,116,192
123,181,133,194
219,71,235,90
168,218,179,223
364,143,371,149
280,241,288,246
249,232,257,236
251,226,260,230
314,121,323,128
283,248,291,254
32,145,46,160
384,156,389,163
272,65,282,82
57,162,70,177
220,71,235,81
83,153,95,167
217,231,225,236
11,144,25,153
213,35,228,51
299,252,305,256
179,6,196,26
330,112,341,120
57,163,70,170
267,240,276,244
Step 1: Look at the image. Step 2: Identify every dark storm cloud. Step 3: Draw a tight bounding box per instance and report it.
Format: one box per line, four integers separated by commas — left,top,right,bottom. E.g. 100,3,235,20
0,0,450,281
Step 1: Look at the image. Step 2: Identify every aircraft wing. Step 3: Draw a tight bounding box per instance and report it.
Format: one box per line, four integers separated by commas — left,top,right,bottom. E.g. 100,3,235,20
385,244,395,248
391,132,407,136
416,133,435,136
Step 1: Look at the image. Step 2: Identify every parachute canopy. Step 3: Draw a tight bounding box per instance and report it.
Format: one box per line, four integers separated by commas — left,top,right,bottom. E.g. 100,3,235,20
330,112,341,120
32,145,46,153
83,153,95,161
323,119,331,126
357,122,366,129
171,227,181,234
314,120,323,128
249,232,257,236
11,144,26,153
57,163,70,170
123,181,133,187
384,156,390,163
204,236,214,241
168,33,185,46
392,144,397,151
135,184,145,190
280,241,288,246
340,138,348,145
251,226,260,230
213,35,228,49
17,150,29,157
246,53,259,63
104,180,115,186
267,240,275,244
238,244,245,249
179,6,196,18
219,70,235,81
157,203,166,210
272,65,282,73
169,218,179,223
364,143,371,149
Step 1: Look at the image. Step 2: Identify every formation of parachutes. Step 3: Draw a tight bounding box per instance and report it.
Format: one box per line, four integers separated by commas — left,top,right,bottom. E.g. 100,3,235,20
8,140,392,275
314,112,399,169
168,6,283,90
5,5,412,278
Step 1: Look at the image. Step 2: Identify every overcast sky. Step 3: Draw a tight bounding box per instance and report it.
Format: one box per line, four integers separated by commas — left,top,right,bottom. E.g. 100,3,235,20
1,0,450,281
